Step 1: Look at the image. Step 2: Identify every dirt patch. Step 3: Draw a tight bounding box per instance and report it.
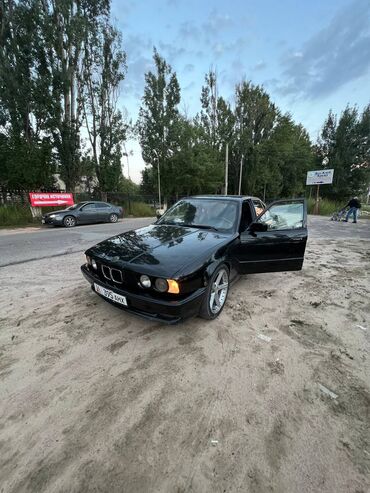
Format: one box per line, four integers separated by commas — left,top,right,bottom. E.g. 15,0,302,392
0,237,369,492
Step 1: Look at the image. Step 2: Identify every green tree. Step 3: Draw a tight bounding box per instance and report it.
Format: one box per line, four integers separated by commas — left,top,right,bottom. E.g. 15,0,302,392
168,116,223,197
82,20,127,193
322,107,358,198
355,105,370,194
136,48,181,200
316,105,370,199
0,0,124,193
0,0,55,189
233,81,278,194
196,71,235,193
39,0,113,191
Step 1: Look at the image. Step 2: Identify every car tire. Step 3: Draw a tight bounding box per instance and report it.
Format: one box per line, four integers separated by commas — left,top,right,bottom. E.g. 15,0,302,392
109,213,118,223
199,264,230,320
63,215,76,228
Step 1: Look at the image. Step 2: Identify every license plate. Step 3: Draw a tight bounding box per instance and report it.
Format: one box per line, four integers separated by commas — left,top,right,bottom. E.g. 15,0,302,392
94,283,127,306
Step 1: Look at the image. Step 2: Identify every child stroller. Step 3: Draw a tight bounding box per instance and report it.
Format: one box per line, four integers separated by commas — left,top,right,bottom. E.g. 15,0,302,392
331,207,348,221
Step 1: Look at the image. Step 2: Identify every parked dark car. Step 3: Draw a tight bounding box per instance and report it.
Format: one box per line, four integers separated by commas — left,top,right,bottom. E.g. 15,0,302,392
42,201,123,227
81,195,307,323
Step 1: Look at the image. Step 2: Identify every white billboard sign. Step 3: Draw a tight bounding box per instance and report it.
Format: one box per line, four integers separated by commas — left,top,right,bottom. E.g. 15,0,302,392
306,169,334,185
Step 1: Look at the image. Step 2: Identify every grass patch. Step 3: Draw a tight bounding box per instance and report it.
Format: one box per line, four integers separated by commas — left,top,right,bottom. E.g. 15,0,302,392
307,198,370,219
121,201,155,217
307,198,344,216
0,205,35,227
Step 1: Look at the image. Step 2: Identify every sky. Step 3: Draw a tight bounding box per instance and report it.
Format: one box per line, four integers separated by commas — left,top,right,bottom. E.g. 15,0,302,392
111,0,370,183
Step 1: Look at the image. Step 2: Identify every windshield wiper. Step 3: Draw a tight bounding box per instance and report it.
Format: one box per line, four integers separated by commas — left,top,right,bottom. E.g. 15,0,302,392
180,223,219,232
158,220,176,226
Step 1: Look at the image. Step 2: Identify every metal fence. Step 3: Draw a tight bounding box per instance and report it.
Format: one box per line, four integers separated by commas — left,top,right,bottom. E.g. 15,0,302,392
0,189,63,206
0,189,159,217
0,189,156,205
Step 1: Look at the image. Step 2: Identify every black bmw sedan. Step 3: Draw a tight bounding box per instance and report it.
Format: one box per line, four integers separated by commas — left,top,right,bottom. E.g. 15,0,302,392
42,201,123,227
81,195,307,323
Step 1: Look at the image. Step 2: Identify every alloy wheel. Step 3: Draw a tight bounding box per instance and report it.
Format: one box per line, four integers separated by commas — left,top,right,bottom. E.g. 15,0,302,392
64,216,76,227
209,268,229,314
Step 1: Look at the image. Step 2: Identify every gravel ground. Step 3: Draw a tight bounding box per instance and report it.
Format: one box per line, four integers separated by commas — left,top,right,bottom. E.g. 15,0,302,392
0,218,369,493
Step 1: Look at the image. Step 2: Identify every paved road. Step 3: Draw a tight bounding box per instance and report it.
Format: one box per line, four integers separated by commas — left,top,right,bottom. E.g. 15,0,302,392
0,215,368,268
0,218,153,267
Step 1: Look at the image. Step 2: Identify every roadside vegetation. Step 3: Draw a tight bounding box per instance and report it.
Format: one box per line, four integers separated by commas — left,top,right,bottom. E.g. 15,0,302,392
0,0,369,224
0,205,34,228
123,202,155,218
306,198,370,217
307,198,343,216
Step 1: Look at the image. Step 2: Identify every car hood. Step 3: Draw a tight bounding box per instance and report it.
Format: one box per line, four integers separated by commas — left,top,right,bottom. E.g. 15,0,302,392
43,209,72,217
86,224,233,278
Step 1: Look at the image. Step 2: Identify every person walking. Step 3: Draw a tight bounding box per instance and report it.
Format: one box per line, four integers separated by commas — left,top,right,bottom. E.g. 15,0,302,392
344,196,361,223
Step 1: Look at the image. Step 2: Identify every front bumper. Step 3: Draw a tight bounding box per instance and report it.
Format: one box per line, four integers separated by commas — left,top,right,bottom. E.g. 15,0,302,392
42,215,64,225
81,264,205,324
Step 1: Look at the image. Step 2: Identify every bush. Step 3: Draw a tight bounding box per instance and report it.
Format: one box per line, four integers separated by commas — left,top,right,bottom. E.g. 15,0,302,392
0,205,34,227
307,197,344,216
123,201,155,217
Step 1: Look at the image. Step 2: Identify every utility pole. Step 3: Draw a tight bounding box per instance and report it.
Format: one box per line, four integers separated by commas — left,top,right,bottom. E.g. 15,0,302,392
225,143,229,195
238,155,243,195
314,156,329,214
314,184,320,214
122,145,132,214
157,157,161,210
153,149,161,210
123,144,131,181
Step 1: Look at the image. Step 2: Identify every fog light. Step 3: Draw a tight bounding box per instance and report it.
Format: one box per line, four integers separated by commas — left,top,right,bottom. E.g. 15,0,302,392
91,259,97,270
140,275,151,288
155,278,168,292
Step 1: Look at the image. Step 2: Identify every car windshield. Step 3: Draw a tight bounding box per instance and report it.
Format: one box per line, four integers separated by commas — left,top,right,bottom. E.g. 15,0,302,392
67,203,84,210
158,199,238,233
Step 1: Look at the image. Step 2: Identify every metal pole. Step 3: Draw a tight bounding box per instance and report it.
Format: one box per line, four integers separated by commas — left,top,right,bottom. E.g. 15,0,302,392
127,157,130,182
128,191,131,215
225,143,229,195
314,184,320,214
238,155,243,195
157,157,161,210
123,144,131,181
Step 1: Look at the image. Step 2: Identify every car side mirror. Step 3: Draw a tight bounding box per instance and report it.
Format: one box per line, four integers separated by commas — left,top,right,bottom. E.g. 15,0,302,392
249,221,268,233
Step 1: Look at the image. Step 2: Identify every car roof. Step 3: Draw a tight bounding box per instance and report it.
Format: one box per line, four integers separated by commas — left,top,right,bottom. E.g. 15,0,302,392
187,195,261,202
77,201,107,204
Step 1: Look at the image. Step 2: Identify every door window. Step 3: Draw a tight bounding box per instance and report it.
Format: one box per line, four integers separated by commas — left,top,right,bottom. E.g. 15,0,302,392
95,203,110,209
82,203,96,211
252,199,265,216
257,202,304,230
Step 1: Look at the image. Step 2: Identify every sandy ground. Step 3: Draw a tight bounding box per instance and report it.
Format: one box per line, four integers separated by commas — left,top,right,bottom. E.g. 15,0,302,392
0,237,369,493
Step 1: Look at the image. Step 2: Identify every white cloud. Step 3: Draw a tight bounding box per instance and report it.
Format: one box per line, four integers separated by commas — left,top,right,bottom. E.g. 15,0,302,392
279,0,370,98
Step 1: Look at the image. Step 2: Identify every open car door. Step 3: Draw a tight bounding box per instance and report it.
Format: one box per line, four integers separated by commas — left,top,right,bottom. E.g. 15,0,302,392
236,199,307,274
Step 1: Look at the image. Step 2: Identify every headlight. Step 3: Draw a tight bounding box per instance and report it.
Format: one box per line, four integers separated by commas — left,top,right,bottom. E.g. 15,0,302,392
91,259,97,270
49,214,56,218
86,255,91,265
140,275,151,288
155,278,168,292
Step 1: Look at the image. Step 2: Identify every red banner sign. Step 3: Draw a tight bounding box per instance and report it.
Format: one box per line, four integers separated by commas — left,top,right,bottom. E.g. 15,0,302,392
29,193,74,207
